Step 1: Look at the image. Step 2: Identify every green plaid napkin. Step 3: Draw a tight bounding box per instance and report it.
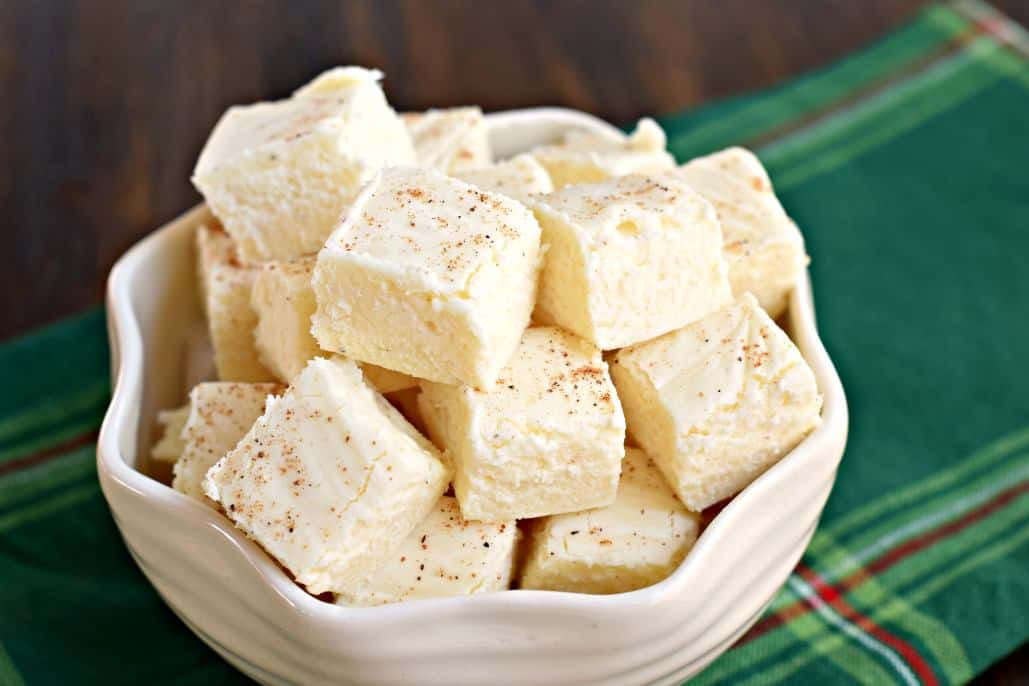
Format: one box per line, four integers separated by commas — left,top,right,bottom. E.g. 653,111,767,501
1,2,1027,684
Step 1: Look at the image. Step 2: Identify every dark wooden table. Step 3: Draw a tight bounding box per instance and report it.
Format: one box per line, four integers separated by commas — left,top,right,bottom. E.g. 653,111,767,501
1,1,1026,682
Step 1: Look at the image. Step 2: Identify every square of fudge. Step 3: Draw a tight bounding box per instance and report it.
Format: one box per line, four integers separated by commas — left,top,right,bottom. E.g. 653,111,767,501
676,147,808,318
418,326,625,521
193,67,414,262
336,496,517,606
519,447,700,594
530,118,675,188
251,256,416,392
454,153,553,204
531,172,732,350
251,257,321,381
151,405,189,464
311,166,542,388
204,357,449,595
402,107,491,173
172,382,283,503
196,224,274,382
610,293,822,511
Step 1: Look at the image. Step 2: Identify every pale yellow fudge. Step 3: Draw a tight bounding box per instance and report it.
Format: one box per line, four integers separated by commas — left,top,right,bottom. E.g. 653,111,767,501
203,357,449,595
530,118,675,188
520,448,700,594
610,294,822,511
312,167,542,388
151,405,189,463
453,153,553,204
196,225,273,382
337,496,517,606
251,257,416,391
676,147,808,318
193,67,414,262
251,257,321,381
419,326,625,522
172,382,283,503
402,107,491,172
531,173,732,350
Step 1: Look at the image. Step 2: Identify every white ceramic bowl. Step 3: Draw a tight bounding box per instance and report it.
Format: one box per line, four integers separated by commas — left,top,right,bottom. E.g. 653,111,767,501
98,107,848,686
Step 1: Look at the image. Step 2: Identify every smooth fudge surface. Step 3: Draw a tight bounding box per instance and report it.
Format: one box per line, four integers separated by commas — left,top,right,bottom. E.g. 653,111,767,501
204,356,449,594
531,172,732,350
193,67,414,262
419,326,626,522
519,447,700,594
312,166,541,388
611,293,822,511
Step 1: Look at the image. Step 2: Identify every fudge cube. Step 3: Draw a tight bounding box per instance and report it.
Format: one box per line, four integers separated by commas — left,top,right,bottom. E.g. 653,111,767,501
519,447,700,594
418,326,625,521
172,382,283,502
196,225,274,382
250,256,417,392
337,496,517,606
454,153,553,204
530,118,675,188
203,357,449,594
676,147,808,318
402,107,491,172
312,167,542,387
610,293,822,511
151,405,189,463
531,173,732,350
193,67,415,262
251,256,321,381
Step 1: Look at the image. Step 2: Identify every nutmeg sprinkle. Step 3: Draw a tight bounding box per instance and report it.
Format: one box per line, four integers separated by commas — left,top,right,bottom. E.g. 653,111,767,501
327,168,538,287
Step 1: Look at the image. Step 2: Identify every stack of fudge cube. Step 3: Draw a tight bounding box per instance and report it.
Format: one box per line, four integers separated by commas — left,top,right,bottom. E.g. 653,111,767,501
151,66,823,605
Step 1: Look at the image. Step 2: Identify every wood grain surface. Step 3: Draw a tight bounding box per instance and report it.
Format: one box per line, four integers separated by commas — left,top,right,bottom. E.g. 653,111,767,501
1,0,1028,341
0,0,1027,682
